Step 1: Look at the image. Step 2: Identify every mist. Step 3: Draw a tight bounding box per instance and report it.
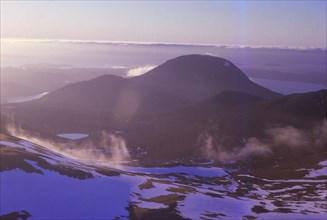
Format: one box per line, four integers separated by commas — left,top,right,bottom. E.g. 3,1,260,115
200,120,327,162
6,125,131,165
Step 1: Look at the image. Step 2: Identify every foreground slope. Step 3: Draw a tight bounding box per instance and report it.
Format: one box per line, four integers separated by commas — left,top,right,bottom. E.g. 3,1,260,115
1,134,326,220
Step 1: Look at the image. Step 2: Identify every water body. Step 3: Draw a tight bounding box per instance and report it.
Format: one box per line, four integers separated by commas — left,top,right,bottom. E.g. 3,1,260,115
249,78,326,95
56,133,89,140
4,92,49,104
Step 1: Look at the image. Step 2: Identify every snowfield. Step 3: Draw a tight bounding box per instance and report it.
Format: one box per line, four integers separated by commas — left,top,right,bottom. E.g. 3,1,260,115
1,135,326,219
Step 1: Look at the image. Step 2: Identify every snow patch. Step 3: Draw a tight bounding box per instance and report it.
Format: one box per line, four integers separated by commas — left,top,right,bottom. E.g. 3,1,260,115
120,166,227,178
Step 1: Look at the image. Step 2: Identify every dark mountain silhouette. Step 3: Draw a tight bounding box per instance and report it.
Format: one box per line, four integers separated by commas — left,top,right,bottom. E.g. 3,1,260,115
37,74,185,115
125,90,326,163
6,74,187,133
132,54,281,101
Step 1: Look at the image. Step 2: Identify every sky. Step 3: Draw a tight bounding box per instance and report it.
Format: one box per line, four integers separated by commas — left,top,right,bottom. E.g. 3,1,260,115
1,1,326,48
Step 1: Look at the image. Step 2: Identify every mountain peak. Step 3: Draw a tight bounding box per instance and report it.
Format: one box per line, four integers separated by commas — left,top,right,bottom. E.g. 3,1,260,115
133,54,281,101
165,54,234,66
144,54,240,78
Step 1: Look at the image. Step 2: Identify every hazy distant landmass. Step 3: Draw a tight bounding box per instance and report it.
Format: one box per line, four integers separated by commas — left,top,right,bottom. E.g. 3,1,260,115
1,41,326,95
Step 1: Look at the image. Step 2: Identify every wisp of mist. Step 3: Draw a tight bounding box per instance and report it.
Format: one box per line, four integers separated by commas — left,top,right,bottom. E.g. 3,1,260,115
6,125,131,165
199,120,327,162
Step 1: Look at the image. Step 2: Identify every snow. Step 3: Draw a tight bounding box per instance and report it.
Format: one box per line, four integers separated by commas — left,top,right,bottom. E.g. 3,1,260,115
56,133,89,140
258,211,327,220
318,159,327,166
1,138,104,175
268,185,304,193
0,169,138,219
305,167,327,178
178,192,255,219
249,185,270,197
134,181,172,199
1,137,327,218
296,160,327,178
0,140,40,154
135,200,168,209
178,189,327,220
120,166,228,178
237,174,327,183
0,141,22,148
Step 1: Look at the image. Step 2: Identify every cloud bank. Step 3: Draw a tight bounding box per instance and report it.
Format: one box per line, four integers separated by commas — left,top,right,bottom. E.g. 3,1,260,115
127,65,157,77
2,38,326,51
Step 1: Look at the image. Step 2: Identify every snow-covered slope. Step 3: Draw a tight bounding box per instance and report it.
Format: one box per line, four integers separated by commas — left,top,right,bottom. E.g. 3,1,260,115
0,134,326,219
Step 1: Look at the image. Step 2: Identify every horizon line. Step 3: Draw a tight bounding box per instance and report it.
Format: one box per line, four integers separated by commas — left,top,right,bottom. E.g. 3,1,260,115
1,38,326,51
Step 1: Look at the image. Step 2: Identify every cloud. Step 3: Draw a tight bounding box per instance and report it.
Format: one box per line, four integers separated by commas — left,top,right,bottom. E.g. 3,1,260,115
199,120,327,162
2,38,326,51
267,120,327,150
204,52,217,56
199,134,272,162
111,65,128,69
6,125,131,164
127,65,157,77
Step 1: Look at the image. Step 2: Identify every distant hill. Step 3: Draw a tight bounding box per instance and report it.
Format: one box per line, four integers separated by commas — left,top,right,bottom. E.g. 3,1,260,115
0,82,37,104
132,54,281,101
0,66,126,95
6,74,187,133
37,74,185,116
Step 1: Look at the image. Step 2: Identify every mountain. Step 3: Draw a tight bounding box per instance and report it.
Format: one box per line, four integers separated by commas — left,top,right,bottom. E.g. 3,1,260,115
132,54,281,101
37,74,185,116
3,56,325,160
4,74,187,133
4,55,281,133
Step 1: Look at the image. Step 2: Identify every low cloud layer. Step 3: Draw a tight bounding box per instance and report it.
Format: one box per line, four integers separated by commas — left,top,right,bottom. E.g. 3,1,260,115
127,65,157,77
200,120,327,162
3,39,326,51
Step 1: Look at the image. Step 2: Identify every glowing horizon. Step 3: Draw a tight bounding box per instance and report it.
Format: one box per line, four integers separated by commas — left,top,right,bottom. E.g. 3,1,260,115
1,38,326,51
1,1,326,48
